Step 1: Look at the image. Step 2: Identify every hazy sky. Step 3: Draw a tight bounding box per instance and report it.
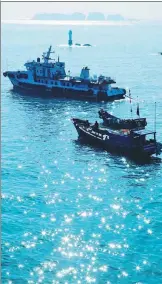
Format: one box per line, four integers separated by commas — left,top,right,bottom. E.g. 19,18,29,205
1,1,162,21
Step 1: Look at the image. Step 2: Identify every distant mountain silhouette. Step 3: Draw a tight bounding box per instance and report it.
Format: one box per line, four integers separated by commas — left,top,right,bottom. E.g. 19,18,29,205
71,13,86,20
106,14,125,21
32,13,129,21
33,13,86,21
86,12,105,21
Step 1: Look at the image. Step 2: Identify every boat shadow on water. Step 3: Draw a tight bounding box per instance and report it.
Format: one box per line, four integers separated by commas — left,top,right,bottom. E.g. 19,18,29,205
74,137,161,165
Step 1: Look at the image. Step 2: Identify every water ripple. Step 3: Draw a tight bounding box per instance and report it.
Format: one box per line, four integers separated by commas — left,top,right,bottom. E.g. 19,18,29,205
2,23,162,284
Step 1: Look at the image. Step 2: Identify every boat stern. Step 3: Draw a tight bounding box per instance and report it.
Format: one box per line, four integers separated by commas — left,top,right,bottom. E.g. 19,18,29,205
133,130,160,157
106,87,126,101
143,143,157,156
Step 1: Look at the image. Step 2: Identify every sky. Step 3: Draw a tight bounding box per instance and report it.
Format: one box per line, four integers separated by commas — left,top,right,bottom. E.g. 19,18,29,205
1,1,162,21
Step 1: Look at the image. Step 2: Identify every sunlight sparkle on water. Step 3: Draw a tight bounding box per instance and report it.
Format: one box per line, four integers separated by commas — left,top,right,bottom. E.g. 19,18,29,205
111,204,120,210
86,276,96,283
99,265,108,272
41,230,46,236
147,229,153,234
121,271,128,277
136,266,141,271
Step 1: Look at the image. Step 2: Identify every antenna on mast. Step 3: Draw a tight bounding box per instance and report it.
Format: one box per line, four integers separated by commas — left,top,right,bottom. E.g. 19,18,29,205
43,46,54,63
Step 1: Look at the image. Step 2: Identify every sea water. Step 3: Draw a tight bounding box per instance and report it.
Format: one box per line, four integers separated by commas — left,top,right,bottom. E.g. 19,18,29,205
2,22,162,283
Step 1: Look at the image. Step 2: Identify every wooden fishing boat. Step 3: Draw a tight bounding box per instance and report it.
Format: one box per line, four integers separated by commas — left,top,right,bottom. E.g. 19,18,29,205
98,109,147,130
72,118,159,158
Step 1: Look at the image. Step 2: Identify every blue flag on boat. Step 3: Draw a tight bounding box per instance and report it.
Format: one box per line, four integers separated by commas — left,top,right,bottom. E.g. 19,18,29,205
137,103,140,116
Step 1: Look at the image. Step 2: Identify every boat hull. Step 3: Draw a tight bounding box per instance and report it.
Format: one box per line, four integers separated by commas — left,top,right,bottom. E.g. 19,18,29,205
4,74,126,102
98,109,147,130
13,84,125,101
73,121,157,158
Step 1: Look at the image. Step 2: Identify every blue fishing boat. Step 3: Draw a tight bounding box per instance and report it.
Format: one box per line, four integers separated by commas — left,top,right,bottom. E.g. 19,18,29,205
72,118,160,158
98,109,147,130
3,46,126,101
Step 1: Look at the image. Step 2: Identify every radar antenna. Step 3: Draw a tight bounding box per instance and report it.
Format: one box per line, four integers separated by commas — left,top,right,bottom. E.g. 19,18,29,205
42,46,55,63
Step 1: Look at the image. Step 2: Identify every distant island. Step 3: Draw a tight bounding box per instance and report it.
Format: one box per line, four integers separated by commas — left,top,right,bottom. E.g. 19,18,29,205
106,14,125,21
32,12,127,21
33,13,86,21
86,13,105,21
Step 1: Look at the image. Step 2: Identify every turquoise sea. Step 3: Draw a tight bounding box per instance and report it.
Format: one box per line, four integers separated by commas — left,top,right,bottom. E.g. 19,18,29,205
2,22,162,283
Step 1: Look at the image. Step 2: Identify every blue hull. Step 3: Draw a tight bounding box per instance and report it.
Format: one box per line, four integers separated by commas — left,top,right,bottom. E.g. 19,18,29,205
13,83,125,102
73,121,157,158
98,109,147,130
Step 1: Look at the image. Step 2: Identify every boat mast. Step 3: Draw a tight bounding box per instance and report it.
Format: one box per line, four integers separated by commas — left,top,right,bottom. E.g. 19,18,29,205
129,89,133,117
154,102,158,155
154,102,156,133
44,46,52,63
136,96,140,118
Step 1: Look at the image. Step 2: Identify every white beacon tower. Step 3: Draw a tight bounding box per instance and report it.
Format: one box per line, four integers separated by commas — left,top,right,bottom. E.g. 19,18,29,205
68,30,73,46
